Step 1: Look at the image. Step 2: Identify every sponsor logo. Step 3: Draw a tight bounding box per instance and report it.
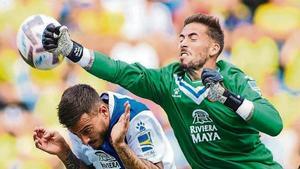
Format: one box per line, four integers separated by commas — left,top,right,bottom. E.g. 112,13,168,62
190,109,221,143
92,150,121,169
172,87,181,98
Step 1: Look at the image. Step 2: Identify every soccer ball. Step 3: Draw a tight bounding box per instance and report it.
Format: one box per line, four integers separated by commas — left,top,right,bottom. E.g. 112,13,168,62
16,14,64,70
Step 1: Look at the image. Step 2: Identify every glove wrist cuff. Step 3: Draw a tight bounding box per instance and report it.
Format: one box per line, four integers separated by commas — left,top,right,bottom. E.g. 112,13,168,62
223,90,243,111
67,41,83,62
223,90,254,120
77,48,94,70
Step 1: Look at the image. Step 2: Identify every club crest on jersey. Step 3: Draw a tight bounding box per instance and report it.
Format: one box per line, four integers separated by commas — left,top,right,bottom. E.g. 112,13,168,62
192,109,213,124
89,150,121,169
136,121,154,154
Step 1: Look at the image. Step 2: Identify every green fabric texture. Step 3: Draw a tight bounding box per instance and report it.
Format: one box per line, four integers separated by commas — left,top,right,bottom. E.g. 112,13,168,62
88,51,283,169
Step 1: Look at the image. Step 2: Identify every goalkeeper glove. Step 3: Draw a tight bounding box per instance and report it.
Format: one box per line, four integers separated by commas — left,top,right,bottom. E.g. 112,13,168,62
201,68,254,120
42,24,84,63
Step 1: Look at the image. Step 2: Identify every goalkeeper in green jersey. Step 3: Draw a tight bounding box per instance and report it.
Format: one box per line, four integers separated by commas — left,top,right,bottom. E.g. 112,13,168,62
41,13,283,169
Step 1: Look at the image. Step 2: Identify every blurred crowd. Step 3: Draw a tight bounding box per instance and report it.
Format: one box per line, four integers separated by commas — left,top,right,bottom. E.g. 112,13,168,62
0,0,300,168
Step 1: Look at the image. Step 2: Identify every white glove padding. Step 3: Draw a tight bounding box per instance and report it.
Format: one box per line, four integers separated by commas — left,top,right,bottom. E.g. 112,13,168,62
207,82,227,103
55,26,73,58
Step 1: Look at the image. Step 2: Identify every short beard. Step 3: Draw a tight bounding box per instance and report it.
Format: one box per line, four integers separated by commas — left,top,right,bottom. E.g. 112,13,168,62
180,59,206,72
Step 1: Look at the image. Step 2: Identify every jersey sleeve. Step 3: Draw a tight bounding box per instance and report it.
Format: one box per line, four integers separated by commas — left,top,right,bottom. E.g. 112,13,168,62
87,51,165,104
227,68,283,136
68,131,92,165
125,110,169,163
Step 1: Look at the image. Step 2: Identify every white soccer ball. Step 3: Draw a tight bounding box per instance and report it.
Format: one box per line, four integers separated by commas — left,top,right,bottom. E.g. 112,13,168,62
16,14,64,70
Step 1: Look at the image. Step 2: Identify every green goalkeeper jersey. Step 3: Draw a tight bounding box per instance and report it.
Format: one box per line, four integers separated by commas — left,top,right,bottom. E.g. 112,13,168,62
87,52,283,169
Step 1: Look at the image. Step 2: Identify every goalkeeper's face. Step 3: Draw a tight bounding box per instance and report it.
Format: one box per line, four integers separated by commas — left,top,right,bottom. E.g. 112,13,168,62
178,23,217,70
70,103,110,149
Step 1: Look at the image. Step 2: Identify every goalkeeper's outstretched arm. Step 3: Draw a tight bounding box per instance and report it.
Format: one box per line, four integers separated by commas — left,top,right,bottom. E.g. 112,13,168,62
42,24,163,102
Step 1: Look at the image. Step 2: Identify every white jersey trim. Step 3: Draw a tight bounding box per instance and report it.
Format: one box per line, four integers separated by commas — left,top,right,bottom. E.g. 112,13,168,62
174,74,208,105
126,110,176,169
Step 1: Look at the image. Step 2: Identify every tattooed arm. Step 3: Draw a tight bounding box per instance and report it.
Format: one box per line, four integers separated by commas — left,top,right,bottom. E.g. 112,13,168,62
58,149,94,169
114,143,163,169
33,127,94,169
111,103,163,169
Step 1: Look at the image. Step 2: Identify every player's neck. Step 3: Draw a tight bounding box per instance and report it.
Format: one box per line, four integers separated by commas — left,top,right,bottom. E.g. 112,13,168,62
187,69,201,81
187,61,216,81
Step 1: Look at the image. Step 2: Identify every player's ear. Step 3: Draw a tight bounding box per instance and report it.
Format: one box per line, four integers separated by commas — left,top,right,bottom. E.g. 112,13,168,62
209,42,220,57
98,104,109,118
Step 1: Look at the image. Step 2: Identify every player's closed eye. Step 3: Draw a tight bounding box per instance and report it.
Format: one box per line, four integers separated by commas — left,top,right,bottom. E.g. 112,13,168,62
82,127,93,135
179,36,184,43
190,35,198,41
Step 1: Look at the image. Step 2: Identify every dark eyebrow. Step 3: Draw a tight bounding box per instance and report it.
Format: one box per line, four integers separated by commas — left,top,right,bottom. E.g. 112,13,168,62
188,32,198,38
179,32,198,38
179,34,185,38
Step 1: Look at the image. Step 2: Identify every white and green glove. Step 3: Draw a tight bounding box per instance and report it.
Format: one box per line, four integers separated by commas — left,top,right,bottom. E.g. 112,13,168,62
42,24,93,69
201,68,254,120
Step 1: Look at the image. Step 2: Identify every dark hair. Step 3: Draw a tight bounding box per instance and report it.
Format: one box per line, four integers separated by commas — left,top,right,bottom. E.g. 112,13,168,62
184,13,224,56
58,84,100,128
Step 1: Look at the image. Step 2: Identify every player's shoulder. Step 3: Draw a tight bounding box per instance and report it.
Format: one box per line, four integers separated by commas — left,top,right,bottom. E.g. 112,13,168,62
160,62,181,73
131,110,156,122
217,60,246,77
106,91,133,101
68,131,86,147
217,60,251,91
160,62,186,81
